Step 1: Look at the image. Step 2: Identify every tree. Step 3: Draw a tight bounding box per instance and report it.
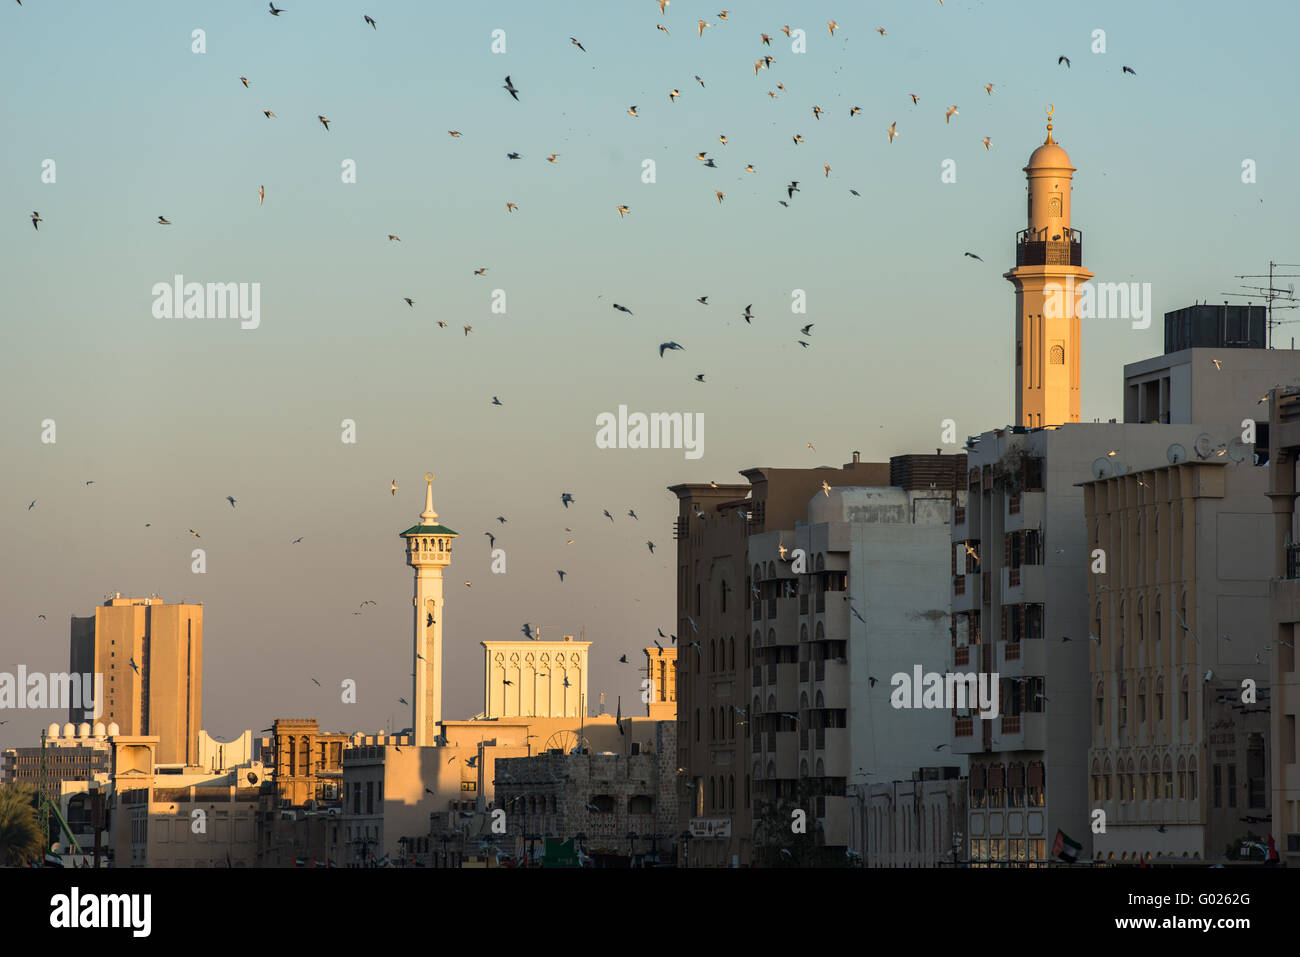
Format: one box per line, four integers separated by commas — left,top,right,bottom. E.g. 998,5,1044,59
0,784,43,867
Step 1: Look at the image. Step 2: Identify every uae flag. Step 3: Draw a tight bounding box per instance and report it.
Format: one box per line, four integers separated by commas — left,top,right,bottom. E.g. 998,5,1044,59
1051,829,1081,863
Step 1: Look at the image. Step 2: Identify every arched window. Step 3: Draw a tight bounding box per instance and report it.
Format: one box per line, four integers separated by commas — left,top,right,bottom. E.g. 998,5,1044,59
1188,757,1197,800
1162,754,1174,798
1095,682,1104,726
1139,757,1150,800
1155,676,1165,721
1181,675,1190,721
1103,758,1113,800
1177,756,1187,799
1091,759,1102,800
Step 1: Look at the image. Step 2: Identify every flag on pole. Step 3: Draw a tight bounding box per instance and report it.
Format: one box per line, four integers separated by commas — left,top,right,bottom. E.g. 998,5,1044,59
1051,829,1081,863
1267,834,1280,862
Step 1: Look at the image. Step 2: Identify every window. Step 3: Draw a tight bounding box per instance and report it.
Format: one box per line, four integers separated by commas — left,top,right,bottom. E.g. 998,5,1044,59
1163,755,1174,798
1188,758,1197,800
1181,676,1190,721
1178,757,1187,799
1095,683,1104,726
1138,679,1147,724
1156,677,1164,721
1118,680,1128,727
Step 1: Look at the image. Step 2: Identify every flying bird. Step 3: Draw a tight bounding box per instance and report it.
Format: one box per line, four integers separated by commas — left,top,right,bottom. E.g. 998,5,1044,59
824,163,831,178
292,537,303,544
807,442,815,451
876,27,886,36
570,36,585,51
718,134,727,145
364,14,375,28
28,500,35,510
909,93,919,104
604,509,614,520
828,20,838,35
657,24,669,35
557,570,567,581
258,185,265,205
157,216,171,225
30,211,41,230
616,205,630,218
982,136,992,151
226,495,237,507
463,325,472,336
964,252,983,261
485,532,496,548
849,106,861,116
627,105,639,117
268,2,284,14
647,541,656,553
612,303,633,315
945,105,959,123
546,153,559,163
1058,55,1070,67
390,479,398,495
743,304,754,323
497,515,507,523
812,105,823,120
474,267,487,275
792,133,804,145
658,0,669,12
887,121,899,143
628,509,638,520
715,190,725,203
129,657,140,675
263,110,276,118
503,76,519,101
561,492,575,508
698,19,710,36
491,396,502,406
189,528,200,538
1122,65,1137,75
404,297,414,307
669,89,680,101
506,202,518,212
800,323,813,335
985,83,994,95
448,130,462,137
318,115,330,130
660,341,684,357
695,75,705,87
1211,358,1222,370
822,481,831,497
240,76,249,87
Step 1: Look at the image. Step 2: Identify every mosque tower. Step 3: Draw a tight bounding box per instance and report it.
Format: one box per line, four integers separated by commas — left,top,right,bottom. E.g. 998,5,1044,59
1004,107,1094,427
400,473,457,747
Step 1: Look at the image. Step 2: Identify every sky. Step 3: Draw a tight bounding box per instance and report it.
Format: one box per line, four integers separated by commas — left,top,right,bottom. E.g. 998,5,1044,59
2,0,1297,749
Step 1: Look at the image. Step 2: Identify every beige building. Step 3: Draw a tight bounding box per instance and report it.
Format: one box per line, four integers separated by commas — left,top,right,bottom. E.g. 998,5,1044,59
1266,385,1300,865
69,595,202,766
482,638,590,718
1082,458,1272,861
644,647,677,721
264,718,348,807
1004,112,1092,429
401,474,457,747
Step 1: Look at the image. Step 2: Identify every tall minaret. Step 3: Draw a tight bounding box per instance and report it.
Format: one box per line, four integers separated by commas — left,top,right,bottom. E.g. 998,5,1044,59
400,473,456,747
1004,107,1094,428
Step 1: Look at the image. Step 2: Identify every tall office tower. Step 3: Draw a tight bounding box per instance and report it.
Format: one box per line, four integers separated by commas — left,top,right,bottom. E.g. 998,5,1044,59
400,473,457,747
68,595,202,766
1004,109,1093,428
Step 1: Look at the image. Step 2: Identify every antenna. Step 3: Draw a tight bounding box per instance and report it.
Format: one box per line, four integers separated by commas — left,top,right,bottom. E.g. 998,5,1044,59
1194,434,1215,459
1223,261,1300,347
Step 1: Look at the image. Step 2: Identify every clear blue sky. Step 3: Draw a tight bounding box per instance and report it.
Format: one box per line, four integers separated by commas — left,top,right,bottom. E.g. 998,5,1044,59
2,0,1296,747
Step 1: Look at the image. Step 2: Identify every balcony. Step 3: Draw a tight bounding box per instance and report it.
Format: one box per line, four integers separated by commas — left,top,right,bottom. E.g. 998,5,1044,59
819,598,850,639
816,728,850,778
1004,491,1044,533
770,730,798,778
773,662,800,712
815,659,849,707
1002,564,1044,603
953,573,979,613
1014,227,1082,267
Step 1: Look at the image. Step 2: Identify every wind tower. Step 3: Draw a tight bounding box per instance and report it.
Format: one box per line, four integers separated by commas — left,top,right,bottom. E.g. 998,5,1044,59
1004,106,1094,427
400,473,457,747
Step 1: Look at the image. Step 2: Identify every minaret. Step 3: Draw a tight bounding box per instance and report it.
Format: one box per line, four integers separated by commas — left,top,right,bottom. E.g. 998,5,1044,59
1004,106,1094,428
400,473,456,747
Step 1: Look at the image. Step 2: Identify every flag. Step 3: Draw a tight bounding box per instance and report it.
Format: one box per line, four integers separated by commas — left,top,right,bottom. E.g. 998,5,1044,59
617,695,623,734
1267,834,1280,863
1051,829,1081,863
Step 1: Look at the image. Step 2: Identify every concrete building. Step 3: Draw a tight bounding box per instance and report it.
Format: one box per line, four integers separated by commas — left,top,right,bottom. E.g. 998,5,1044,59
668,455,893,867
953,422,1227,863
495,720,678,865
196,729,260,774
1266,385,1300,866
263,718,348,806
401,474,457,747
1124,304,1292,427
1004,110,1093,429
1082,457,1272,861
3,722,113,804
69,595,203,766
482,637,590,719
748,453,968,864
865,767,967,868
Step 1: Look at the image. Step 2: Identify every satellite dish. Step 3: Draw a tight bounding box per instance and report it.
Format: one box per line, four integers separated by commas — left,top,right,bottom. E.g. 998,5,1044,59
1091,458,1112,479
1167,443,1188,465
1227,438,1249,464
1194,433,1214,459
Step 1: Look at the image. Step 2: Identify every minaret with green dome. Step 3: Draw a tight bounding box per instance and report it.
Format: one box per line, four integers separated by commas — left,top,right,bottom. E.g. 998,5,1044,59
400,472,457,747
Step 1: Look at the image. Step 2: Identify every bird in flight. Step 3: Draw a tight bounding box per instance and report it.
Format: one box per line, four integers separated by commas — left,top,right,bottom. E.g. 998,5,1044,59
658,23,669,35
226,495,237,508
697,296,709,305
876,26,886,36
945,105,959,123
497,515,507,523
506,152,521,159
660,341,685,357
616,205,630,218
506,202,518,212
1058,55,1070,67
627,105,639,117
37,614,46,621
812,105,823,121
546,153,559,163
570,36,585,51
189,528,201,538
964,252,983,261
292,536,303,544
822,480,831,497
718,134,728,145
807,442,816,451
743,304,754,323
715,190,725,204
390,479,398,495
157,216,171,225
240,76,249,87
628,509,638,520
849,106,861,117
1211,358,1223,370
364,15,375,28
669,89,680,101
318,115,330,130
745,164,755,173
647,541,656,553
491,396,502,406
561,493,575,508
612,303,633,315
258,185,265,205
985,83,994,95
403,297,414,307
129,657,140,674
263,109,276,118
695,75,705,87
658,0,669,12
30,211,40,230
698,19,710,36
485,531,496,548
503,76,519,101
557,570,567,581
1122,65,1137,75
982,137,992,151
448,130,462,137
268,2,284,14
909,93,919,104
824,163,831,178
887,121,899,143
474,267,487,276
828,20,838,35
792,133,804,145
463,324,473,336
28,500,35,510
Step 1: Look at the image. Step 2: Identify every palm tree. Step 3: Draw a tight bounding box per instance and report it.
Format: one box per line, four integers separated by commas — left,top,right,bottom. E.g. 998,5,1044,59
0,784,43,867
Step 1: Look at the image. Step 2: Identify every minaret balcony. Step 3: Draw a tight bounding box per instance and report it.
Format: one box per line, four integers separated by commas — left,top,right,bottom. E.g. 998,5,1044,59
1014,227,1082,267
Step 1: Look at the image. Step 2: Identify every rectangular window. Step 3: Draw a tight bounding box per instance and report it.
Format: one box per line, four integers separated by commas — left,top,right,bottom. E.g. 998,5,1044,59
366,781,374,815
